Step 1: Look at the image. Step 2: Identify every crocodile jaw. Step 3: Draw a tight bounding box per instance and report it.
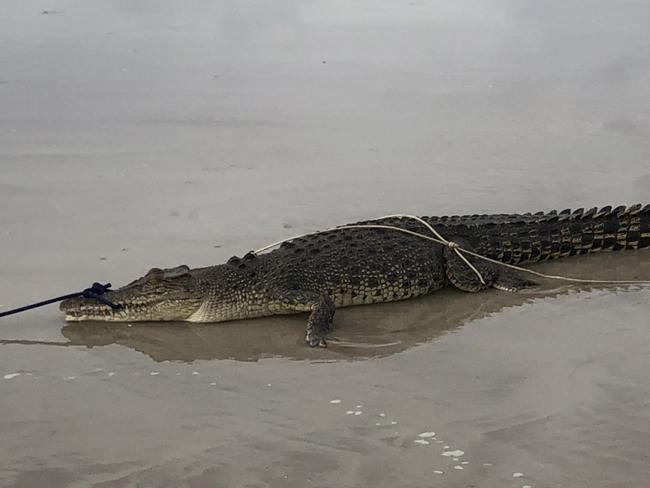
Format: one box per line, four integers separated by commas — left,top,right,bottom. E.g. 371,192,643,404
60,295,204,322
60,266,205,322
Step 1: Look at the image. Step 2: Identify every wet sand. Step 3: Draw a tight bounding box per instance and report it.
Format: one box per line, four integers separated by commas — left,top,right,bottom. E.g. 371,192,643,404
2,1,650,487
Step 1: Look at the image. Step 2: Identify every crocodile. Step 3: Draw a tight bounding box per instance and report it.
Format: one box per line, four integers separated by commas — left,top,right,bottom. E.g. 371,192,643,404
61,204,650,347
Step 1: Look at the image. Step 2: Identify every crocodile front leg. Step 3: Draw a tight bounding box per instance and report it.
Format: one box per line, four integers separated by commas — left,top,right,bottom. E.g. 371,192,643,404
270,289,335,347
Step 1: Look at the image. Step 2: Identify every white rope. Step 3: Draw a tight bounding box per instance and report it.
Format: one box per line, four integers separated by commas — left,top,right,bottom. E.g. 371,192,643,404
254,215,650,286
369,214,486,285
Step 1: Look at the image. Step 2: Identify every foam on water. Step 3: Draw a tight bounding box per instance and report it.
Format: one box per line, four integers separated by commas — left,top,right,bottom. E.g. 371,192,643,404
442,450,464,457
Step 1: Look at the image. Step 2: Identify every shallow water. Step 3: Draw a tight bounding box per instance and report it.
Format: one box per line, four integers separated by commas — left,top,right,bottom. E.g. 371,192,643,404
1,1,650,487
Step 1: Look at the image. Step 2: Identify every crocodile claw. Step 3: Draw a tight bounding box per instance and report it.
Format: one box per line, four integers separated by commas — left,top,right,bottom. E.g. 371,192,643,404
306,333,327,348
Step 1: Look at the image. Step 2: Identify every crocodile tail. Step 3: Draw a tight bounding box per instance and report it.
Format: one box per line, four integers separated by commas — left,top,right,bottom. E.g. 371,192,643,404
470,204,650,265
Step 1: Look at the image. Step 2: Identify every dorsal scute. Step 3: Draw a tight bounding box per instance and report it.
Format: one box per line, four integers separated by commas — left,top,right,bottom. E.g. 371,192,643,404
583,207,598,218
616,204,642,217
613,205,627,216
571,208,584,218
594,205,612,218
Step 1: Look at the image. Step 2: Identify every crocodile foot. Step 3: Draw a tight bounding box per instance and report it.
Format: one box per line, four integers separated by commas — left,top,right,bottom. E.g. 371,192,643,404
492,269,538,292
305,330,328,348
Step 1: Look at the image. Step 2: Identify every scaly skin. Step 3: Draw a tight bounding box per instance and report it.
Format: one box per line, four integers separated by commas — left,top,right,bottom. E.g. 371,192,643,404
61,205,650,346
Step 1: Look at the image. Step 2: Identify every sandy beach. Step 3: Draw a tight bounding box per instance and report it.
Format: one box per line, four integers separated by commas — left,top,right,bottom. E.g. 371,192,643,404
1,1,650,486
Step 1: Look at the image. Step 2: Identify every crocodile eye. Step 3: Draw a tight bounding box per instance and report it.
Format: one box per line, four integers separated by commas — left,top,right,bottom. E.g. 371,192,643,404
162,265,190,279
144,268,165,283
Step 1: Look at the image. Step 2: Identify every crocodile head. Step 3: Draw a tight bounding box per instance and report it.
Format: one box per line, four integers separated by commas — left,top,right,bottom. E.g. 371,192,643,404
60,265,205,321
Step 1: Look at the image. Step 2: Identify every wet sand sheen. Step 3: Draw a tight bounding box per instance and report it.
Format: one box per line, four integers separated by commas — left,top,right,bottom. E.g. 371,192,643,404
1,0,650,487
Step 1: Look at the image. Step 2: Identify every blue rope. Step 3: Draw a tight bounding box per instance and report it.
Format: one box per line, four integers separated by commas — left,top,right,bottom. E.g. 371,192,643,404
0,282,120,318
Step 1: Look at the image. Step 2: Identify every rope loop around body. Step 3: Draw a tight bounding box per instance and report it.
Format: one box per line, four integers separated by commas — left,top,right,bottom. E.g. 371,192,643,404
373,214,486,285
254,214,650,287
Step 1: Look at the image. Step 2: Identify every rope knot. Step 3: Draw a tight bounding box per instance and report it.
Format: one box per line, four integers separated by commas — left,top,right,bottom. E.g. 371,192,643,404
82,283,121,309
447,241,460,249
82,282,112,298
